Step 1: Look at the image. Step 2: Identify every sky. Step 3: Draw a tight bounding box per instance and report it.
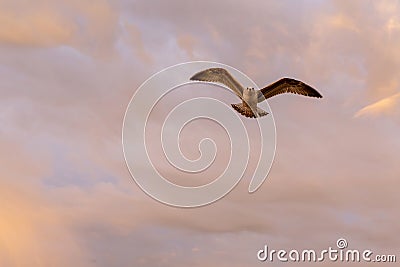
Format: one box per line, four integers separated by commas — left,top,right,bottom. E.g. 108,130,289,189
0,0,400,266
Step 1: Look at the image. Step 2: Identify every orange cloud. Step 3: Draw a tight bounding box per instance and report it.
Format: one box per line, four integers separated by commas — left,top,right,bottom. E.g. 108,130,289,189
0,8,74,46
0,185,89,267
328,14,360,32
0,136,87,266
354,92,400,117
0,0,118,58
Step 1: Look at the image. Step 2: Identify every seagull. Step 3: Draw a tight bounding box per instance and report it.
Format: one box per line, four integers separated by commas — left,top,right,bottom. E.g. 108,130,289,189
190,68,322,118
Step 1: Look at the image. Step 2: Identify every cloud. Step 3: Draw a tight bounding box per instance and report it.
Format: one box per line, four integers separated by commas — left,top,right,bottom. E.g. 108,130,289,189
1,0,400,266
328,13,360,32
0,4,75,46
0,135,88,266
354,92,400,117
0,0,119,58
177,34,197,59
122,22,154,64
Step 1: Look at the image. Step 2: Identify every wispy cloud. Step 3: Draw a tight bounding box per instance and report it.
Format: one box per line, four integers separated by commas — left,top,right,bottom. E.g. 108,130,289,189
354,92,400,118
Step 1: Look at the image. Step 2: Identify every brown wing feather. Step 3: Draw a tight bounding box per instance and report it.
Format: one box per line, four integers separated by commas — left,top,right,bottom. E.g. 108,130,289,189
257,78,322,102
190,68,244,98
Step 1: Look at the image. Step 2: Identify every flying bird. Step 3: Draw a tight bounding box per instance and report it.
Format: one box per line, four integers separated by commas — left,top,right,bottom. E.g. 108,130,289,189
190,68,322,118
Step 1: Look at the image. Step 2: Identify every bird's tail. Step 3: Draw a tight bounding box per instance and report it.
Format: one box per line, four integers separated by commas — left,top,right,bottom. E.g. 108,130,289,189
231,103,268,118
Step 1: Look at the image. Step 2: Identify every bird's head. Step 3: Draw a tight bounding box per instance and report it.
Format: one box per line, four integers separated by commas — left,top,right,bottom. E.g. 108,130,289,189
243,87,257,100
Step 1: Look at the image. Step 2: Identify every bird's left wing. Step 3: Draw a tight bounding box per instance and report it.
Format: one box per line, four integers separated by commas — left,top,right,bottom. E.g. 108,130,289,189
190,68,244,98
257,78,322,102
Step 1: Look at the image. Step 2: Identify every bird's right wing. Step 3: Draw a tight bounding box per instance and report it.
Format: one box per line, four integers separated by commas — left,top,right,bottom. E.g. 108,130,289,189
257,78,322,102
190,68,244,98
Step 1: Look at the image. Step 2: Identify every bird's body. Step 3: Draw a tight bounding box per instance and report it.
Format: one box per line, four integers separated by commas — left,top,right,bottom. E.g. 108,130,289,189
232,88,268,118
190,68,322,118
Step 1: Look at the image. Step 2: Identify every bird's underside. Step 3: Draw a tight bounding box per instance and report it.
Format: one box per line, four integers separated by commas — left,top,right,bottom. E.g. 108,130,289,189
231,102,268,118
190,68,322,118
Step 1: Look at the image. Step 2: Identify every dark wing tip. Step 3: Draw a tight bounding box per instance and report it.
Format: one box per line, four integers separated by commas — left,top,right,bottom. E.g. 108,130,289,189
305,85,323,98
292,78,323,98
307,85,323,98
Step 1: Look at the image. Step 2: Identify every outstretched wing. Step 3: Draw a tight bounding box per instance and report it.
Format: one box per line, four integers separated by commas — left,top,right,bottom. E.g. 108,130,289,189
190,68,244,98
257,78,322,102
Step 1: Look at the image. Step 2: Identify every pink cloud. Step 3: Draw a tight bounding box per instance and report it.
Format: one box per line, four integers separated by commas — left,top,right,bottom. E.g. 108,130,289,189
1,0,399,266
